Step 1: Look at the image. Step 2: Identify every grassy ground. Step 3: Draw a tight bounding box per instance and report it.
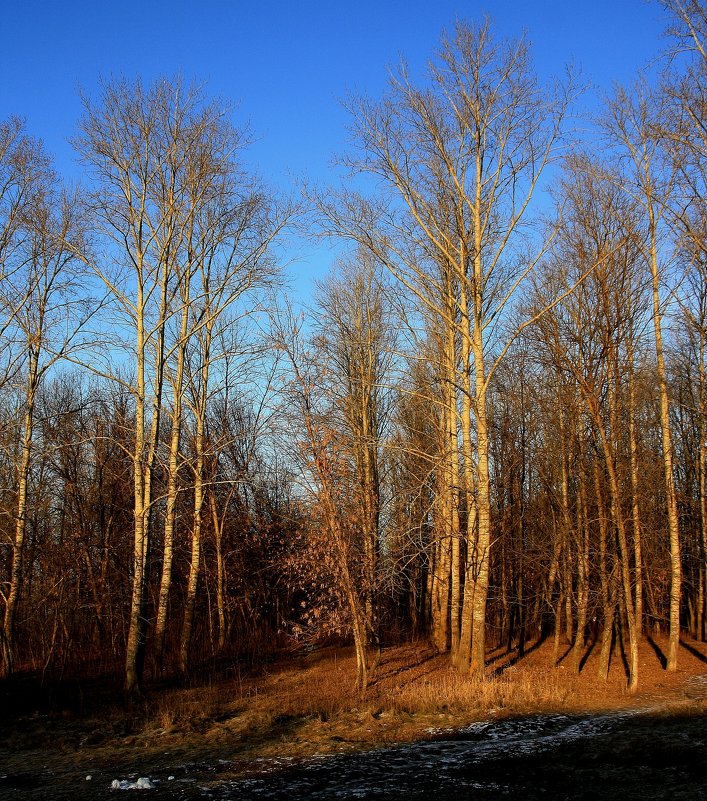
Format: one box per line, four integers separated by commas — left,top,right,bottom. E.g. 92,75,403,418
0,634,705,798
142,633,707,754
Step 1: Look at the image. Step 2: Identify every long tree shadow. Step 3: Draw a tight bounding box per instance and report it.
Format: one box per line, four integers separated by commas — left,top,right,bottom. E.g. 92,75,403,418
578,638,597,671
617,627,631,682
555,645,573,667
679,639,707,663
646,634,668,669
366,646,438,689
486,646,515,667
491,631,551,674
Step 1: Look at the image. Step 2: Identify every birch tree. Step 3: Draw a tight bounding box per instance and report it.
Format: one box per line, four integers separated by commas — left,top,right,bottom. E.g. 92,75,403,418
77,76,288,689
319,19,573,672
604,82,682,671
0,152,92,677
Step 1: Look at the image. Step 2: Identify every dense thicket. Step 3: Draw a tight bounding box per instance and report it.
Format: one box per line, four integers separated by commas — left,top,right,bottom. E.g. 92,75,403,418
0,4,704,694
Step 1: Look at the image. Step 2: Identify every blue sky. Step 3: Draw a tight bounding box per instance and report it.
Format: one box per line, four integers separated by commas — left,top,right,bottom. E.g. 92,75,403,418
1,0,670,292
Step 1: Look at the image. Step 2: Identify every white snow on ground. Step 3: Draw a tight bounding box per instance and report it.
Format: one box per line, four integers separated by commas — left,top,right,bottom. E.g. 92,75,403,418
105,694,707,798
206,708,668,799
110,776,157,790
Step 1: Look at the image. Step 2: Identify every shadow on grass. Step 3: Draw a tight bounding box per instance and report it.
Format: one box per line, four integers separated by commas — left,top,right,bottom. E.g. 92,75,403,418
578,637,596,671
680,638,707,663
617,627,631,681
0,670,124,729
491,631,550,674
647,634,668,669
367,647,438,689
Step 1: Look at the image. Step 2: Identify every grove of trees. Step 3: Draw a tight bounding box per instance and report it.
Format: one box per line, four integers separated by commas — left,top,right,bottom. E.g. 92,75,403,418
0,3,704,695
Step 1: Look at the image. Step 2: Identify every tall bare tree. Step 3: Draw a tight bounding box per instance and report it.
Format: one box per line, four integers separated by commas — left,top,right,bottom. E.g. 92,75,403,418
0,145,92,677
318,19,573,672
313,251,395,667
77,76,288,689
605,81,682,671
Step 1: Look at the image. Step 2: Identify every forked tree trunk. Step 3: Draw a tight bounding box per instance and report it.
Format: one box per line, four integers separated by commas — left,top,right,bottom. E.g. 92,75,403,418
154,273,191,673
590,375,639,692
209,487,232,652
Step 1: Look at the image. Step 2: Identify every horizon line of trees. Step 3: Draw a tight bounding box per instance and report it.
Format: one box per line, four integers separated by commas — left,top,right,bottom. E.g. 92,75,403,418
0,2,704,695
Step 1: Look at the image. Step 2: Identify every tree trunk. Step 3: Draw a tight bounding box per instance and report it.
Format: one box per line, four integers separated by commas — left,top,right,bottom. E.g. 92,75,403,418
627,345,644,638
595,458,614,681
571,440,590,673
469,327,490,676
154,276,191,674
180,334,210,675
1,356,38,679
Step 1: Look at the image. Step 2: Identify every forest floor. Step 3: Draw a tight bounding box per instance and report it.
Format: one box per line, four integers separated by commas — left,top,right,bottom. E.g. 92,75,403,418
0,633,706,798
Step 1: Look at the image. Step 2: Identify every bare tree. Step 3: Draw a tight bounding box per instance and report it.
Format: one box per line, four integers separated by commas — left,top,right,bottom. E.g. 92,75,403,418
76,76,289,689
312,251,395,668
317,19,574,672
0,150,93,677
530,155,649,690
604,81,682,671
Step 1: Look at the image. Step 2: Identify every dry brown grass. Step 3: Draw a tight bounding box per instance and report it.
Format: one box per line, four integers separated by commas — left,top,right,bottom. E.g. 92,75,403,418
3,635,705,799
143,651,362,744
152,685,233,732
134,634,707,760
388,665,569,715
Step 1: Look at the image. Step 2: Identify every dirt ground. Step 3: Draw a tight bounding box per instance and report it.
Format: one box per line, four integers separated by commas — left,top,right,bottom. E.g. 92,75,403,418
0,634,705,799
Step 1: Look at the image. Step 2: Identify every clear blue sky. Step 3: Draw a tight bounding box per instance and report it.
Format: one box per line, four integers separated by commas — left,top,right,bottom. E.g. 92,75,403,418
1,0,670,292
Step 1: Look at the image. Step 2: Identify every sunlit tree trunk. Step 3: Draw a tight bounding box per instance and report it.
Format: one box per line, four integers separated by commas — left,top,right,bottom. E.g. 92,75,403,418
606,84,681,670
571,427,590,673
559,403,574,652
649,211,681,670
179,347,208,675
627,341,644,638
595,457,614,681
1,353,37,678
469,319,491,675
208,484,234,652
154,264,192,673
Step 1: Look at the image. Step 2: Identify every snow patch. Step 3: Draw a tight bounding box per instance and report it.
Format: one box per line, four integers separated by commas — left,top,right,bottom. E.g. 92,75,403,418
111,776,157,790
